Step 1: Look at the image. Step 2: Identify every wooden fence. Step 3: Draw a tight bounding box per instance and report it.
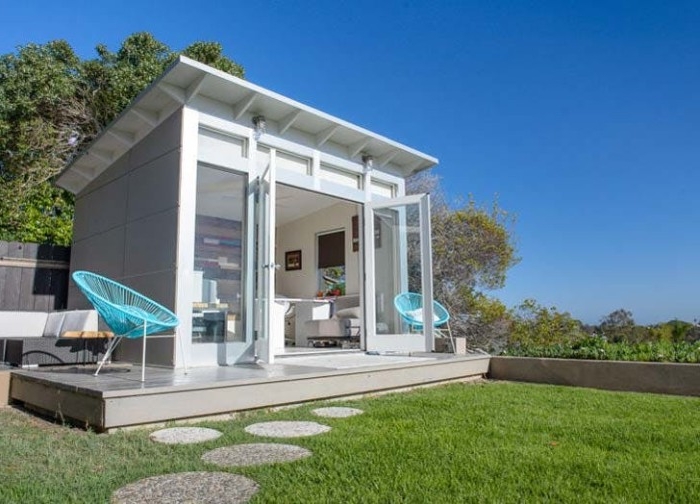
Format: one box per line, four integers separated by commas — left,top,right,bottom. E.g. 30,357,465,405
0,241,70,311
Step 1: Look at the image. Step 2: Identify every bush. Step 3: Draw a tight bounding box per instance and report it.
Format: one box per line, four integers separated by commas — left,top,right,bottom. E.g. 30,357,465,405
503,337,700,363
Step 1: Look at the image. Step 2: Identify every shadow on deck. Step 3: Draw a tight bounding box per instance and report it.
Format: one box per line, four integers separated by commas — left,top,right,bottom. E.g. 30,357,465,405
9,352,490,432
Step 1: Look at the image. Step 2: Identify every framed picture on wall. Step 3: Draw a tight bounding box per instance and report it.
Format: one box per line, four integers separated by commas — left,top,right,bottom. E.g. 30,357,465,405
285,250,302,271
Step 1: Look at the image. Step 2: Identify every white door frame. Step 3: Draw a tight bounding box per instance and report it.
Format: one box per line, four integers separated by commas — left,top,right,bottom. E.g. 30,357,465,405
253,148,277,364
363,194,434,352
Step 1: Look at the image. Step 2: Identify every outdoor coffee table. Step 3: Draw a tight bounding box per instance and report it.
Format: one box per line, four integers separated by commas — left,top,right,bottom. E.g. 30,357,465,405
61,331,114,365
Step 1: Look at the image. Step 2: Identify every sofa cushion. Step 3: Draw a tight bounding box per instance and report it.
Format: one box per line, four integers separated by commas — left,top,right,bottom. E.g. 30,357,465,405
42,310,98,338
335,307,362,319
333,295,360,312
61,310,98,334
0,311,49,337
42,313,66,338
405,308,440,324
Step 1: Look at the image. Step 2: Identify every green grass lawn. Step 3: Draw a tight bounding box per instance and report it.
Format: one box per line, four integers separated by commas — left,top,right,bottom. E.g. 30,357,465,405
1,381,698,503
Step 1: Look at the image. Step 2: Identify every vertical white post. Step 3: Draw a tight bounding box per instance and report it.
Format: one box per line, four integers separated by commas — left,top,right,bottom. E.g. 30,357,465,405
265,149,277,364
141,323,147,382
420,194,434,352
362,169,375,350
174,106,199,369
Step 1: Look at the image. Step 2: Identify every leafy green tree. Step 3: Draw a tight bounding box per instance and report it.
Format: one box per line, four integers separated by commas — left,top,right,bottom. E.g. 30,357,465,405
599,309,636,343
509,298,585,347
688,320,700,343
0,33,243,245
0,41,86,245
461,290,513,352
649,319,696,343
406,171,518,350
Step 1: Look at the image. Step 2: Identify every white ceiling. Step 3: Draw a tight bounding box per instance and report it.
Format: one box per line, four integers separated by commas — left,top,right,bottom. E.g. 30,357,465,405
276,184,342,226
196,169,345,226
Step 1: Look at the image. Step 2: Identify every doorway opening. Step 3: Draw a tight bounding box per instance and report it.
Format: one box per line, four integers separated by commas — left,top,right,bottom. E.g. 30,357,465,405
272,184,362,355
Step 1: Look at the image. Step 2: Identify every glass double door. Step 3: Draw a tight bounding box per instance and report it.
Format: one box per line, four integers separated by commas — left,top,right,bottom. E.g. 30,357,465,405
191,152,276,366
191,161,433,364
250,185,434,360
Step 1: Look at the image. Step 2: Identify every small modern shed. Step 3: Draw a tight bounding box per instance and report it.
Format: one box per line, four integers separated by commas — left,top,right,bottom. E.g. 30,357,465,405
56,56,439,369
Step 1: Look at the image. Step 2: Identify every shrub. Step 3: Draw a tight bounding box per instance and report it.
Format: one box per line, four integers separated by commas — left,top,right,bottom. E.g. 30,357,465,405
503,337,700,363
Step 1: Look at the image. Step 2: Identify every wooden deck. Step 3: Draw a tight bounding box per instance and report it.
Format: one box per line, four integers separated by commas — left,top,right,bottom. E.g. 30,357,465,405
9,352,490,431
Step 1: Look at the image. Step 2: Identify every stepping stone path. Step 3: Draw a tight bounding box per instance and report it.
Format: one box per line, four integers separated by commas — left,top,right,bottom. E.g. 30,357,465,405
122,414,356,501
202,443,312,467
111,472,258,504
312,407,364,418
149,427,222,445
244,420,331,438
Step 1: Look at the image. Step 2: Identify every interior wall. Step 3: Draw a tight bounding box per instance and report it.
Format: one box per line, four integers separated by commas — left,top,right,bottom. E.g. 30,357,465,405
68,109,183,366
276,202,360,299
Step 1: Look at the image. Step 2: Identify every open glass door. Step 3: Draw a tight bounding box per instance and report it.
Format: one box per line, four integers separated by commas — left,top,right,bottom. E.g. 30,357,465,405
364,194,433,352
251,146,276,364
190,164,255,366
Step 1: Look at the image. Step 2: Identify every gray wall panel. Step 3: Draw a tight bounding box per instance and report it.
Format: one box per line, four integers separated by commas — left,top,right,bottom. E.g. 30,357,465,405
81,152,131,195
123,209,178,278
126,149,181,222
130,111,182,168
124,270,176,310
71,196,91,246
117,336,174,367
70,227,126,280
73,176,129,242
67,284,92,310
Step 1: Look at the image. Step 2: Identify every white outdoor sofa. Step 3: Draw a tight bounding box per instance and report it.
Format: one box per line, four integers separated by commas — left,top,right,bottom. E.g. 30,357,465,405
304,295,361,347
0,310,110,367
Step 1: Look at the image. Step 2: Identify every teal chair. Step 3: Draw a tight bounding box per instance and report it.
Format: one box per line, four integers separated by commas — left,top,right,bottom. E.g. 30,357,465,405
393,293,455,352
72,271,183,382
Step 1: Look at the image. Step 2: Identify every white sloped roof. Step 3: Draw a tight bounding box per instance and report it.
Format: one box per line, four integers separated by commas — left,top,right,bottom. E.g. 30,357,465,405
56,56,438,194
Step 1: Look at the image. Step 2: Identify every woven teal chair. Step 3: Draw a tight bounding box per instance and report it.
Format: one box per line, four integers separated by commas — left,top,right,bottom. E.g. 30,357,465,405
72,271,182,382
393,292,455,352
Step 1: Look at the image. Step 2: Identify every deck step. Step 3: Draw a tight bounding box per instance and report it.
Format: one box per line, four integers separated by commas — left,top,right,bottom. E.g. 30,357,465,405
10,355,490,432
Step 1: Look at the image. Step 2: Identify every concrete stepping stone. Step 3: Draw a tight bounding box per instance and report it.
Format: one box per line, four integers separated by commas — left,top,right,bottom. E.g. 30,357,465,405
202,443,312,467
312,407,364,418
244,420,331,438
111,472,258,503
149,427,222,445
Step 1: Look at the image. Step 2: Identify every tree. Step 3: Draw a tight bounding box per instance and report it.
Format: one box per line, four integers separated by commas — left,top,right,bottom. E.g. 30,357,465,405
0,41,86,244
599,309,636,343
406,170,519,351
0,33,243,245
509,298,585,347
649,319,696,343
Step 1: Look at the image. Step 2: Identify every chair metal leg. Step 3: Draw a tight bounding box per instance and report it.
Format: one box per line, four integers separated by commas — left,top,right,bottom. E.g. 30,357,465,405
434,322,456,353
94,336,122,377
446,321,456,354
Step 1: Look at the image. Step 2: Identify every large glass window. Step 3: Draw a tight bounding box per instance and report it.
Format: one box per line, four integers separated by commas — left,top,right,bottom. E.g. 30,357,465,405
317,230,346,296
192,165,247,343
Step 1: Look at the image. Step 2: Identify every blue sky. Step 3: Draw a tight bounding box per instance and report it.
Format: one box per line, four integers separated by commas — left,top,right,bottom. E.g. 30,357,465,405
3,1,699,324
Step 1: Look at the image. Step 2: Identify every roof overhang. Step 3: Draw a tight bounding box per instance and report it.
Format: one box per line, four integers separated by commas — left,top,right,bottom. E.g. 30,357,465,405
56,56,438,194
